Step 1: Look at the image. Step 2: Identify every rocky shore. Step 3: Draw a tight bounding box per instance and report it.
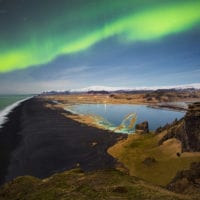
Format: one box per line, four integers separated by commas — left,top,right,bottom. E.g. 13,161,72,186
0,97,126,185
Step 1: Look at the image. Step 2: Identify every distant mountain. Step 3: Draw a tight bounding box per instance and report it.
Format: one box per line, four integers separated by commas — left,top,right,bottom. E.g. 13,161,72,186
70,83,200,93
70,86,132,92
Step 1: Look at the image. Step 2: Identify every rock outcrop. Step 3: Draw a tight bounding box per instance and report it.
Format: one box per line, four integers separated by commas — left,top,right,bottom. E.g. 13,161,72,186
135,121,149,134
184,102,200,151
142,157,157,166
159,102,200,152
167,162,200,194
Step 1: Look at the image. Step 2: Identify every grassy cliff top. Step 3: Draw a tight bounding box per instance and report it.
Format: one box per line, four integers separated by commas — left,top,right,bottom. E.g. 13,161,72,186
0,168,190,200
108,132,200,186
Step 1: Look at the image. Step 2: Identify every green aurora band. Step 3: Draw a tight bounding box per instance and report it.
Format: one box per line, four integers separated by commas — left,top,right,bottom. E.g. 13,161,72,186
0,1,200,73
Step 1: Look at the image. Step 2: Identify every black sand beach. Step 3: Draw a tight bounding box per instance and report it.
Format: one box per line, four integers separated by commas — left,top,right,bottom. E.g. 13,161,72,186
0,98,126,185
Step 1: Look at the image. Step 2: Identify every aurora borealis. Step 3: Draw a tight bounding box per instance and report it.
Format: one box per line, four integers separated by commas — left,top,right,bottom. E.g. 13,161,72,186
0,0,200,93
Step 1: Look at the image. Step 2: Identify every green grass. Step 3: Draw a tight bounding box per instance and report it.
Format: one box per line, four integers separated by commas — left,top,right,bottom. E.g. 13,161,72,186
0,169,189,200
109,132,200,186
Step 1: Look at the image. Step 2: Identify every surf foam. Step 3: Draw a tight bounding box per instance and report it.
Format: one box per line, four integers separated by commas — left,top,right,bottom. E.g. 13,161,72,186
0,96,33,128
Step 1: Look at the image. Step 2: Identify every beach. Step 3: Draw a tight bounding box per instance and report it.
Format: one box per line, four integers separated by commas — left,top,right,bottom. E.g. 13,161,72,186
0,97,126,185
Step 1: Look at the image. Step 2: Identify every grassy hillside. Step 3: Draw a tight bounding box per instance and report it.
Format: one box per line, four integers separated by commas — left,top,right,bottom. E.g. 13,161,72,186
108,132,200,186
0,168,190,200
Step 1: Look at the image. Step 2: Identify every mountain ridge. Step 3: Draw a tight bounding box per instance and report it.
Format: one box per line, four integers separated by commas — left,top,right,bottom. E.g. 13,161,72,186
70,83,200,93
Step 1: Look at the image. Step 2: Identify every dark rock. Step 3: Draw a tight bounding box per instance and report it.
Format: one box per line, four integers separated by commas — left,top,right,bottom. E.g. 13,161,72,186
112,186,128,193
135,121,149,134
159,102,200,152
142,157,156,166
176,152,181,157
87,90,109,94
167,162,200,193
155,119,179,134
184,102,200,151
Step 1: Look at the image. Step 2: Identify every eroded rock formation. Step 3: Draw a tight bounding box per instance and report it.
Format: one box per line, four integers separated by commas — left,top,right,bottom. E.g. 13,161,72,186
167,162,200,194
159,102,200,152
135,121,149,134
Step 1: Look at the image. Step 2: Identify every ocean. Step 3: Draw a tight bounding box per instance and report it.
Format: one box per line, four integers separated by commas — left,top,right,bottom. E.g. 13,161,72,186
0,95,32,128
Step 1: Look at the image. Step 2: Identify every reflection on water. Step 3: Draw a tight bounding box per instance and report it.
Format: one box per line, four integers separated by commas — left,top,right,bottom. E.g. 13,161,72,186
65,104,185,134
89,112,137,133
114,113,137,133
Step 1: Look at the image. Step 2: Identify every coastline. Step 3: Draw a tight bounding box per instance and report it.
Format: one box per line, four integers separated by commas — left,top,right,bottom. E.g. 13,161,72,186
0,97,126,185
41,94,195,114
0,99,27,185
45,100,186,135
0,97,199,199
0,96,33,128
147,104,187,112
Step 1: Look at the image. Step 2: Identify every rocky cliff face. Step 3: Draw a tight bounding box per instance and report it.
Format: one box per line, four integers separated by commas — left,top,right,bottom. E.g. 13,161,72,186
184,103,200,151
167,162,200,195
159,102,200,152
135,121,149,134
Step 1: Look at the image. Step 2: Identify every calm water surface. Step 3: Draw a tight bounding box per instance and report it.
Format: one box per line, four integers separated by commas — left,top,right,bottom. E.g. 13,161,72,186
0,95,31,111
67,104,185,133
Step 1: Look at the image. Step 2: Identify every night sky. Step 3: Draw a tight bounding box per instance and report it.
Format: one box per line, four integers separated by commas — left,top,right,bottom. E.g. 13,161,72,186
0,0,200,93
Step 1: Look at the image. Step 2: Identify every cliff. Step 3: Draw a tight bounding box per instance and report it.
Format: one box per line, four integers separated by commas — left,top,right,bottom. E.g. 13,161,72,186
167,162,200,197
159,102,200,152
0,168,189,200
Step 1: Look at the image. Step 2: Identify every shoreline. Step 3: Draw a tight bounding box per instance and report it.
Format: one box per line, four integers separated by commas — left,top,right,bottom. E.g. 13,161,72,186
0,96,33,128
147,104,187,112
46,100,186,135
0,97,126,185
43,94,191,113
0,99,26,185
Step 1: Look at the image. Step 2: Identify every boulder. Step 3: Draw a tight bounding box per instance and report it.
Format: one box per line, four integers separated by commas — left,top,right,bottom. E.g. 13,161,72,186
135,121,149,134
167,162,200,193
142,157,156,166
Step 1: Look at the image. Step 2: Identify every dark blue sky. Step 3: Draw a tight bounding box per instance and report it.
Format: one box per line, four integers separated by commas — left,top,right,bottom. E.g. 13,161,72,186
0,0,200,93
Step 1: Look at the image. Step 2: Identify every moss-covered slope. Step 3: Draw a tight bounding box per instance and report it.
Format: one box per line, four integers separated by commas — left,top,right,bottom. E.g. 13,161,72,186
0,169,190,200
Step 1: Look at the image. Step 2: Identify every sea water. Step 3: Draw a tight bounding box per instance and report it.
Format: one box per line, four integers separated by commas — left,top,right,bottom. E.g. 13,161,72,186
0,95,32,128
66,104,185,133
